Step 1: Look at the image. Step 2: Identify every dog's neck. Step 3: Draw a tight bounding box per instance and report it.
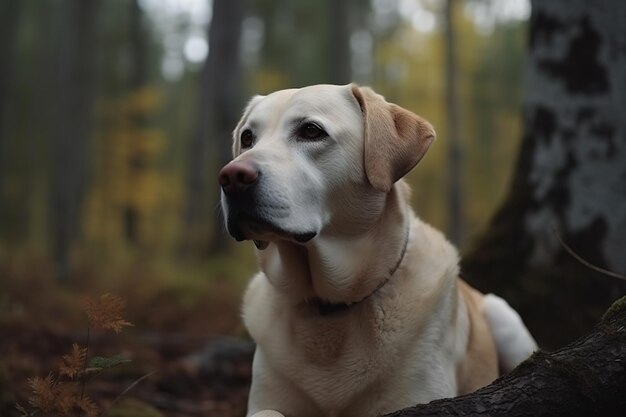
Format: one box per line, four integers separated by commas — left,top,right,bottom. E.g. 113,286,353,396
308,223,409,315
258,182,411,311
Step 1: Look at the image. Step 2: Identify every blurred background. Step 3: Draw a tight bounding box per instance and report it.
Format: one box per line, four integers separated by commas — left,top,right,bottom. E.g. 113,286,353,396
2,0,624,416
0,0,528,278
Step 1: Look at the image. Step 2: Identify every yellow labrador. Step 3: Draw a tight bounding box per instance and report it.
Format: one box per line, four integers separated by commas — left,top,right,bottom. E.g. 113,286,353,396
219,84,536,417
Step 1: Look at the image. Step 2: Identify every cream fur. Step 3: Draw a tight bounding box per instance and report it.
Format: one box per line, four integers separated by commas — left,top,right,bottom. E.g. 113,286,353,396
219,84,536,417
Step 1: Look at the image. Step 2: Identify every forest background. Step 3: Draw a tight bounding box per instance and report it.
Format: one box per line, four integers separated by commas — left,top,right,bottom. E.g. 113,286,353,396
0,0,558,415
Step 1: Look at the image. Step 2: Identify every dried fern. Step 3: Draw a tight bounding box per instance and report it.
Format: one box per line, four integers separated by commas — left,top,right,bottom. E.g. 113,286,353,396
18,293,136,417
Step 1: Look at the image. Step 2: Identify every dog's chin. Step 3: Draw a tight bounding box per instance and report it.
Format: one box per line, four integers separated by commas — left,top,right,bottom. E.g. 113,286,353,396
227,214,317,250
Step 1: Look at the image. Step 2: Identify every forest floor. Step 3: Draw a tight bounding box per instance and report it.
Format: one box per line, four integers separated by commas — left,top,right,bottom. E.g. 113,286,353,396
0,253,255,417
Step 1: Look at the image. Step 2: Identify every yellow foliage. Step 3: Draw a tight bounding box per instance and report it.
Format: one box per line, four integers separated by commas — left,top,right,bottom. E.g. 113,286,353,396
84,85,177,247
125,87,163,115
132,129,166,155
251,68,290,93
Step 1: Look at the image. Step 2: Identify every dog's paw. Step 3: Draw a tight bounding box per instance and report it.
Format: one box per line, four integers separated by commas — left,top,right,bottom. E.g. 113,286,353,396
251,411,285,417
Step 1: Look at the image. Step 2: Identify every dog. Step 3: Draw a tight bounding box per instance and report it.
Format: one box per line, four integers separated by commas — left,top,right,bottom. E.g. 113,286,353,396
219,84,536,417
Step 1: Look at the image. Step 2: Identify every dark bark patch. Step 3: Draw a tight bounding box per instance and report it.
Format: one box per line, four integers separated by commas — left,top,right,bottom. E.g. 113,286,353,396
558,216,609,271
576,107,596,124
538,16,609,95
544,150,576,218
561,128,575,142
590,122,617,157
529,10,565,49
532,105,557,145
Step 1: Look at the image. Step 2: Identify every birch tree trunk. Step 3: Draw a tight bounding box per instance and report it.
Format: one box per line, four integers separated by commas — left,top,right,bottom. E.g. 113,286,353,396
183,0,243,255
462,0,626,348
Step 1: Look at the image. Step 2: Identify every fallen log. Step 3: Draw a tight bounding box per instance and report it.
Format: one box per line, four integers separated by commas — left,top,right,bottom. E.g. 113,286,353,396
383,295,626,417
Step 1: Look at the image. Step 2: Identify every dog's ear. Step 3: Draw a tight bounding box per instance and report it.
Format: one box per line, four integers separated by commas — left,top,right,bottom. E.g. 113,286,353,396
232,95,265,157
351,85,435,192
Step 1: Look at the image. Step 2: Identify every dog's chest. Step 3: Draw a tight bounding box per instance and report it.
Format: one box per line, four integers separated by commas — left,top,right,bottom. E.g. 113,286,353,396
270,304,412,411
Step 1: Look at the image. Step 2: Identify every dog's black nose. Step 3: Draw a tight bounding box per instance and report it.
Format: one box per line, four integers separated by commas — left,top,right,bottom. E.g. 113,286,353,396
219,161,259,195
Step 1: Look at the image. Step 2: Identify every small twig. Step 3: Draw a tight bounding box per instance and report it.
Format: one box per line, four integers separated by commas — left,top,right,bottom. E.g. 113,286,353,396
104,372,155,415
553,229,626,280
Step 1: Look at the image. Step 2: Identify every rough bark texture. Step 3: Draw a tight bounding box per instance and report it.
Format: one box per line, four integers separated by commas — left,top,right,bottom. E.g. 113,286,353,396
462,0,626,348
183,0,243,255
383,295,626,417
50,0,100,280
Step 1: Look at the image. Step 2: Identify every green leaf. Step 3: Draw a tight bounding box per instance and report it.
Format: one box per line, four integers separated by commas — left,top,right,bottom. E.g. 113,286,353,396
88,355,131,370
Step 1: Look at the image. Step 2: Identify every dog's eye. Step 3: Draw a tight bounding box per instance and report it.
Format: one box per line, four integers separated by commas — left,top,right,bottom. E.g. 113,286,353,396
299,123,327,140
240,129,254,148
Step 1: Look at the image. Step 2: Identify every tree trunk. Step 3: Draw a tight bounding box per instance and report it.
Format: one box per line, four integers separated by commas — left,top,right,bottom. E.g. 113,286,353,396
0,0,21,229
183,0,243,256
50,0,100,280
328,0,351,85
462,0,626,349
123,0,148,245
383,295,626,416
444,0,463,246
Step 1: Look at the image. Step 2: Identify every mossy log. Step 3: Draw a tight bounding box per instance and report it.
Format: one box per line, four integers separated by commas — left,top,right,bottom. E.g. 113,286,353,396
382,295,626,417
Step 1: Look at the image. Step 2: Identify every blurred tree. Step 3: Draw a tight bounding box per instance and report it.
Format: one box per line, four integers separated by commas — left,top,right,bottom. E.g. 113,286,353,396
463,20,527,240
328,0,351,84
123,0,149,244
184,0,243,255
0,0,21,224
463,0,626,348
444,0,463,245
50,0,100,280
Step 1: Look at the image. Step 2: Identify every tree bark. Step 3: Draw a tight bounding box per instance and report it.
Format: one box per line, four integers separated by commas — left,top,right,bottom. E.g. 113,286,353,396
50,0,100,280
383,295,626,417
183,0,243,256
462,0,626,348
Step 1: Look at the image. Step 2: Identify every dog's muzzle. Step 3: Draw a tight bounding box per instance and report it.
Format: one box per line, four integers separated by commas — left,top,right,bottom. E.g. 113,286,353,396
218,160,317,245
219,160,263,241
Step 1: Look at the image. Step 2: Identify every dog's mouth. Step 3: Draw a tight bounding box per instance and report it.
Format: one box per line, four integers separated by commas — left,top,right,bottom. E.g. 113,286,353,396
227,213,317,250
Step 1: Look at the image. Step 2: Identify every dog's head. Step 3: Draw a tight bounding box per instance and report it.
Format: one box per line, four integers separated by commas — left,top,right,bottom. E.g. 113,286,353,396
219,84,435,248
